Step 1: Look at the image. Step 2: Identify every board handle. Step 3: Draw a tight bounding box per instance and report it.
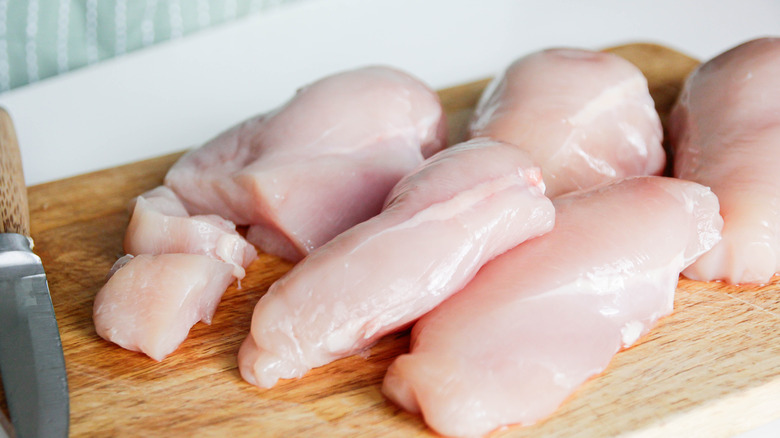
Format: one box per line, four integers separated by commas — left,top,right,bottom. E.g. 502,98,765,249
0,108,30,236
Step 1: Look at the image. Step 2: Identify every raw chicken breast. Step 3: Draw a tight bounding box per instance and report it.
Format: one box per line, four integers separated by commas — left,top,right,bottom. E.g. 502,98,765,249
165,66,447,262
93,254,236,361
96,187,257,361
383,176,722,438
469,48,665,198
669,37,780,284
238,138,555,388
124,186,257,279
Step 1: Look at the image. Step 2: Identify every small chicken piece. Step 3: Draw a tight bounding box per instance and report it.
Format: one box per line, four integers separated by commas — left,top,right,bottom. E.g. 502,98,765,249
382,176,722,438
93,254,236,361
124,186,257,279
238,138,555,388
165,66,447,261
669,37,780,284
96,187,256,361
469,48,665,198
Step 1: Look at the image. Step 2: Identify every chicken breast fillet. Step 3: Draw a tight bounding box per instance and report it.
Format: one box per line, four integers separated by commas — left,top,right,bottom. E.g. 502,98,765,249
382,176,722,438
669,37,780,284
93,254,236,361
469,48,665,198
238,138,555,388
165,66,447,262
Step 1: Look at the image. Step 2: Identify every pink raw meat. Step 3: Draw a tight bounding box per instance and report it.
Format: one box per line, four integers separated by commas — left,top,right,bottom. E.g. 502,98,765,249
95,187,257,361
165,66,447,262
238,138,555,388
382,176,722,437
669,37,780,284
124,186,257,279
93,254,236,361
469,48,665,198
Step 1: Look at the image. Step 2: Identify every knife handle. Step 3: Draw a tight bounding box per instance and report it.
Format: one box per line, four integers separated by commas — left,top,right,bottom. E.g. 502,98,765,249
0,108,30,236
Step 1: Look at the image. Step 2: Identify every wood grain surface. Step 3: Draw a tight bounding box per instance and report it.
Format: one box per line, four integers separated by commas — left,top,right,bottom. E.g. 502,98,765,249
0,108,30,235
2,43,779,437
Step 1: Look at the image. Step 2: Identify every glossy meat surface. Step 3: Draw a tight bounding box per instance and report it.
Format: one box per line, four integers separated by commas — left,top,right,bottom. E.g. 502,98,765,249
96,186,256,361
382,176,722,437
124,186,257,279
165,66,447,261
238,139,555,388
669,37,780,284
469,48,665,198
93,254,236,361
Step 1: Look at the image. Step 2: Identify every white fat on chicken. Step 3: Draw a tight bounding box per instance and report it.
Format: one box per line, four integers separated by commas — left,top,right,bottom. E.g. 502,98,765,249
237,138,555,388
469,48,665,198
164,66,447,262
669,37,780,284
382,176,722,438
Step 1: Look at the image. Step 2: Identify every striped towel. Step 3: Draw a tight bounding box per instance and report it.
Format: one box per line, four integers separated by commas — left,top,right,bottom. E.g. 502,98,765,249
0,0,301,93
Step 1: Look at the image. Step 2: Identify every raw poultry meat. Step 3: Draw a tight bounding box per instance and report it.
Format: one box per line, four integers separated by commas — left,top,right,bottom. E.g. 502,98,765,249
238,138,555,388
669,37,780,284
93,254,236,361
469,48,665,198
382,176,722,438
165,66,447,262
94,187,257,360
124,186,257,279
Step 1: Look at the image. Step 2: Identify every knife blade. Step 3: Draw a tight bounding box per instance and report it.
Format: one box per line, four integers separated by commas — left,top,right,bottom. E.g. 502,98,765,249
0,108,69,438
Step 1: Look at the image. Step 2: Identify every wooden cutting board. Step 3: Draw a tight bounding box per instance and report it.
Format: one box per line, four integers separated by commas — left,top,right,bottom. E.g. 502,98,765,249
3,43,779,437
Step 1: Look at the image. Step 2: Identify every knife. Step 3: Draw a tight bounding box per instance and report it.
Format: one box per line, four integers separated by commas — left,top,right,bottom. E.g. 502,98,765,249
0,108,69,437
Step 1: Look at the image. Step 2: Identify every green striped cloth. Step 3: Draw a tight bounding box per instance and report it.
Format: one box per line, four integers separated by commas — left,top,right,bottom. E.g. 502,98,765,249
0,0,301,92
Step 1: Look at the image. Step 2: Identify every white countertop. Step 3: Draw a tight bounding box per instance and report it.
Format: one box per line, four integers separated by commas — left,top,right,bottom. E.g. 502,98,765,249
0,0,778,436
